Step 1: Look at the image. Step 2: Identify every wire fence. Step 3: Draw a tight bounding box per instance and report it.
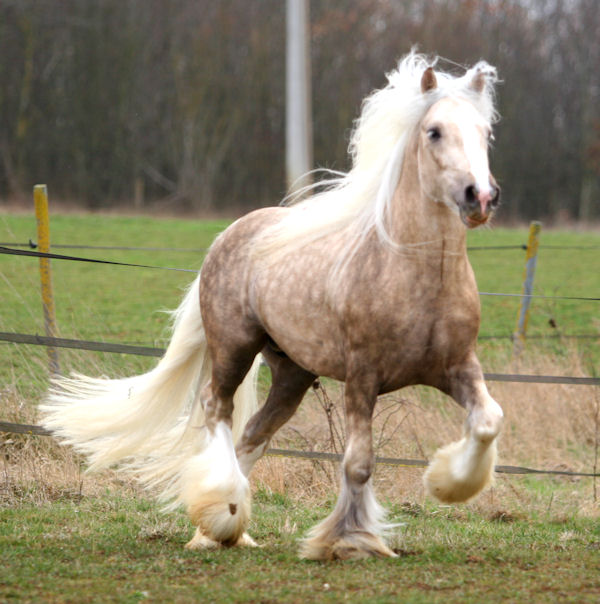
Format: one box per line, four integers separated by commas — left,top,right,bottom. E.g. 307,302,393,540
1,234,599,479
0,245,197,273
1,419,598,478
1,331,599,386
2,244,600,301
0,240,209,254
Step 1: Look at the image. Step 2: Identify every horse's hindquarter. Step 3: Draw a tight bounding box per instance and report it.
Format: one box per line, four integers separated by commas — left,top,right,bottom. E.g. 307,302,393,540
250,230,349,379
200,208,347,378
199,208,285,355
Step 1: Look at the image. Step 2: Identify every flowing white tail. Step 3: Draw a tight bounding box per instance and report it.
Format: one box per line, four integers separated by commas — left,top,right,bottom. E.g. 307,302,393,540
40,274,260,510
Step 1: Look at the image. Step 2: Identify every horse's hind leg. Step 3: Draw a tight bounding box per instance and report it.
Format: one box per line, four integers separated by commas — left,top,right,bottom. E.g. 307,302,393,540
424,355,503,503
300,375,397,560
235,345,317,477
183,341,315,550
180,333,264,548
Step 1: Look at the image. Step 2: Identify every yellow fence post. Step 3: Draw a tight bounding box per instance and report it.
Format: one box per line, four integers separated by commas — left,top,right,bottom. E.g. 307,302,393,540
513,221,542,355
33,184,60,375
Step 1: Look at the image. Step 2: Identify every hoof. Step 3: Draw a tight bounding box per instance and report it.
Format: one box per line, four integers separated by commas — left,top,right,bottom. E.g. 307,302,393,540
185,529,258,550
187,490,251,546
185,527,220,550
180,422,251,545
300,531,398,561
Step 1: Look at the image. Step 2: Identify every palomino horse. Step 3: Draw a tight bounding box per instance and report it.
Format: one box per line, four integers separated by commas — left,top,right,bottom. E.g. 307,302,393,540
42,53,504,560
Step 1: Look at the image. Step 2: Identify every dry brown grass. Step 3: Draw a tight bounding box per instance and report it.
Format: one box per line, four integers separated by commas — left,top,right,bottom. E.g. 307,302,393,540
2,346,599,520
1,384,142,506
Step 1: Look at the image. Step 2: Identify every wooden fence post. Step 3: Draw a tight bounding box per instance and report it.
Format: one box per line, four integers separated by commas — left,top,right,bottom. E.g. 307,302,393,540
33,184,60,374
513,221,542,354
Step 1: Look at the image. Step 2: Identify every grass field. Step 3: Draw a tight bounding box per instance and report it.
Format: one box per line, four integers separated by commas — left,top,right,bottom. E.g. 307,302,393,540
2,491,599,603
1,210,599,602
2,212,599,354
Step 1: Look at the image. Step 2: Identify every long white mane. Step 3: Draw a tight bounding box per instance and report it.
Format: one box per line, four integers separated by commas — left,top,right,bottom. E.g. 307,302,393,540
253,52,498,264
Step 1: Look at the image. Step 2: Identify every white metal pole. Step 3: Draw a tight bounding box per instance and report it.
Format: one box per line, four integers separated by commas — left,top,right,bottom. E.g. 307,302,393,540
286,0,313,196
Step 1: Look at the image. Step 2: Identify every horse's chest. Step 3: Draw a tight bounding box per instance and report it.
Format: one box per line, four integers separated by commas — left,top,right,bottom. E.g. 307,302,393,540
374,296,479,389
348,284,479,389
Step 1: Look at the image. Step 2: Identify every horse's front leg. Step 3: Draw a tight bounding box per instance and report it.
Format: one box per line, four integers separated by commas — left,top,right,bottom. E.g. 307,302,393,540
300,378,397,560
424,356,503,503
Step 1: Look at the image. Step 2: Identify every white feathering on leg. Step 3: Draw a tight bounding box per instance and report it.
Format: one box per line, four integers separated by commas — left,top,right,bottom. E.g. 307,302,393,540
179,422,250,544
424,436,498,503
300,479,397,560
424,384,502,504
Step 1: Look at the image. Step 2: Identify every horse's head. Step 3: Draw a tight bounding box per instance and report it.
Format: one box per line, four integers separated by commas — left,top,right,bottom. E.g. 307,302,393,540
417,66,500,228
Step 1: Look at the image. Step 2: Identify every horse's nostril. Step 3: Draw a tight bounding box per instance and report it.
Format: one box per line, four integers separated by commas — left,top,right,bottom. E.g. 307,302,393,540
465,185,478,205
491,186,501,206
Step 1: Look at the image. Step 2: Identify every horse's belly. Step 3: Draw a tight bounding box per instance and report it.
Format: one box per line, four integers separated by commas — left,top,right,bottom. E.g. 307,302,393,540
254,293,347,379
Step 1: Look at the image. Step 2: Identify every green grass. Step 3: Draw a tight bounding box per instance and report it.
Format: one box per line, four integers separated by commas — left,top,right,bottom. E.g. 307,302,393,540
1,489,599,603
0,213,225,338
466,226,600,363
2,214,598,346
1,214,599,343
0,213,223,399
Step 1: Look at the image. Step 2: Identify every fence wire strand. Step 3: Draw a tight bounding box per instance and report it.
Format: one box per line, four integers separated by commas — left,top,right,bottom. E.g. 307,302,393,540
3,241,600,253
1,331,599,385
0,245,198,273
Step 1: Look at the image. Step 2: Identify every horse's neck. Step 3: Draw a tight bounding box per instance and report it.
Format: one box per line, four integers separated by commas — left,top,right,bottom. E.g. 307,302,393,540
388,139,467,256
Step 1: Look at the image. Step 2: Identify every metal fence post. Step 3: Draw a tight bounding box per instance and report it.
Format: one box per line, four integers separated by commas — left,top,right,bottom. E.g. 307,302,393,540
513,221,542,354
33,184,60,374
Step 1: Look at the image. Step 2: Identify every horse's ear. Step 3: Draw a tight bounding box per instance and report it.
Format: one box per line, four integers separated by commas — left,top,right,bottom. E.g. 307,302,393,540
421,67,437,94
468,62,497,94
470,71,486,93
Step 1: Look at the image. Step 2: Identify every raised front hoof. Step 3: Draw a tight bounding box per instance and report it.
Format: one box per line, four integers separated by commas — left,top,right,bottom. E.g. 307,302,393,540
300,531,398,561
424,439,496,503
185,528,258,550
424,474,485,503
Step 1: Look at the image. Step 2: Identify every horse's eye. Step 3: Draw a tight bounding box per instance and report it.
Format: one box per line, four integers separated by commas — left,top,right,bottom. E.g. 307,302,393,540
427,127,441,142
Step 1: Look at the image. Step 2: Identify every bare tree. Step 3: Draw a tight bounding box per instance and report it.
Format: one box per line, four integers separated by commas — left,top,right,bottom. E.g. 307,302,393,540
0,0,597,219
